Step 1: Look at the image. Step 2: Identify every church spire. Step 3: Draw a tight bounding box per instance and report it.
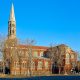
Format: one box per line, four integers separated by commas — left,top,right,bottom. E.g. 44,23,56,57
8,3,16,39
9,3,15,21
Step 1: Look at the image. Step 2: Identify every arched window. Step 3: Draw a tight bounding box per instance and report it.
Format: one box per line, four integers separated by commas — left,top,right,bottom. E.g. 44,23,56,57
45,61,48,69
14,62,19,68
71,54,74,59
25,51,28,57
34,51,38,57
66,53,70,59
38,61,43,70
65,53,70,64
22,62,24,68
32,61,35,69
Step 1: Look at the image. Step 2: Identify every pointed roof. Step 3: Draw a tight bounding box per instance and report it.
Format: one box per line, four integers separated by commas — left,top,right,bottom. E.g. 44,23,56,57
9,3,15,21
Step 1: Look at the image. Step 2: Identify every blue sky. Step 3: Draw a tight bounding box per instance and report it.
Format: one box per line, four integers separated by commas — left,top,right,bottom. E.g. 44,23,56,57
0,0,80,52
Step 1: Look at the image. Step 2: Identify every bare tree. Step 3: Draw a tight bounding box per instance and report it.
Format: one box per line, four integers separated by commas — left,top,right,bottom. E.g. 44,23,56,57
0,34,7,73
2,37,18,74
17,39,36,76
0,34,36,76
45,44,66,74
0,34,7,52
16,48,22,75
25,39,35,76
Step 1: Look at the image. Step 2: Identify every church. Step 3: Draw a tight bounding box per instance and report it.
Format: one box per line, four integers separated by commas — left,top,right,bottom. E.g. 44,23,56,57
4,3,51,75
2,3,77,76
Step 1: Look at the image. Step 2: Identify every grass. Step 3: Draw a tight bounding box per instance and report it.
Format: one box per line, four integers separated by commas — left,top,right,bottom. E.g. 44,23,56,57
0,73,80,78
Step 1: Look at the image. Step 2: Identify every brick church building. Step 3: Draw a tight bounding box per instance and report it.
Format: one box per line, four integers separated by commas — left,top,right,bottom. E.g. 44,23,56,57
2,4,77,75
4,3,51,75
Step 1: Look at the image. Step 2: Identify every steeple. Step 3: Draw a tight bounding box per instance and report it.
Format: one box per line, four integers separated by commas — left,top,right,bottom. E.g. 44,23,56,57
8,3,16,39
9,3,15,21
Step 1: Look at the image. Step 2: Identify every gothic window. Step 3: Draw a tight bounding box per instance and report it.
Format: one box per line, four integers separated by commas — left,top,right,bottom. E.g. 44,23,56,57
71,54,74,59
32,62,35,69
45,61,48,69
65,53,70,64
18,50,22,56
17,62,19,68
22,62,25,68
38,61,43,69
34,51,38,57
25,51,28,57
14,62,19,68
14,62,16,68
66,53,70,59
25,63,27,68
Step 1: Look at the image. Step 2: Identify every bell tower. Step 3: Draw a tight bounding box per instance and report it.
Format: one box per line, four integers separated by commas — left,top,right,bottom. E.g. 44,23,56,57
8,3,16,39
